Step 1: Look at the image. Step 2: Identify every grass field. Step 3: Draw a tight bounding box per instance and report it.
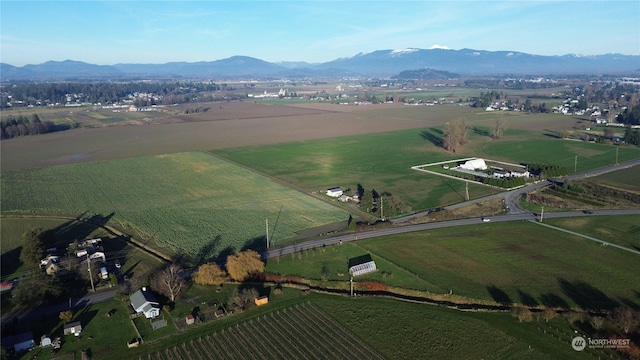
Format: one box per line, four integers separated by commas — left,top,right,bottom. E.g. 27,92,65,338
588,164,640,193
0,152,349,258
213,128,501,213
267,221,640,309
212,126,640,214
545,215,640,250
475,138,640,173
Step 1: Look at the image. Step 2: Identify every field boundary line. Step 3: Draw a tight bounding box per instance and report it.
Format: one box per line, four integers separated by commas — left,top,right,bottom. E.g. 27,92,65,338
530,220,640,255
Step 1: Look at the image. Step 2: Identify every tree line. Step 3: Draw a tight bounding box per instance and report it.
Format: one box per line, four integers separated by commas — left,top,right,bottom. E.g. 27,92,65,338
1,113,74,139
1,81,228,109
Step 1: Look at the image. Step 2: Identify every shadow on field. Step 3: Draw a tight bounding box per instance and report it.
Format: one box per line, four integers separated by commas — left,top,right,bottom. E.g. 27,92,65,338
539,293,570,309
0,246,22,278
195,235,223,265
242,236,267,254
558,278,619,310
487,285,512,305
472,126,491,137
617,297,640,311
237,282,271,298
440,177,464,201
517,289,539,307
542,129,561,139
54,212,116,244
420,129,443,148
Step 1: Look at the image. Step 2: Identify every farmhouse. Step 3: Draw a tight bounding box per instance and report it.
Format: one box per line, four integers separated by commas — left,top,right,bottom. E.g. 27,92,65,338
459,158,487,171
326,187,343,197
63,321,82,336
130,288,161,319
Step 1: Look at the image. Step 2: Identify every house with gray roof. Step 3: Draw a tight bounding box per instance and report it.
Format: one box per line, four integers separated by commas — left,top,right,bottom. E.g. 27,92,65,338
130,288,161,319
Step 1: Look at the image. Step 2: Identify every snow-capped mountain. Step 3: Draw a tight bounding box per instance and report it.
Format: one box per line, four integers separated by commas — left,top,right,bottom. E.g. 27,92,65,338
2,48,638,81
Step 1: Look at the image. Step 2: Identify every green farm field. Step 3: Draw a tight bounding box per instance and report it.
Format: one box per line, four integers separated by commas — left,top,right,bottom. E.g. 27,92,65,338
213,125,640,213
545,215,640,250
0,151,349,258
267,220,640,309
213,130,497,213
315,295,605,360
587,164,640,192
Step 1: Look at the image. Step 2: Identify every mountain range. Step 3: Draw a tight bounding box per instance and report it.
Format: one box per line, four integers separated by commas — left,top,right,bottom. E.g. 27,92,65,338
2,48,639,81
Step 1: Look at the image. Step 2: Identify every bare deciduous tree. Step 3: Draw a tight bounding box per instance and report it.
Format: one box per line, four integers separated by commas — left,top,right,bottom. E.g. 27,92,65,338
493,115,506,139
608,307,640,334
442,118,469,152
152,264,185,302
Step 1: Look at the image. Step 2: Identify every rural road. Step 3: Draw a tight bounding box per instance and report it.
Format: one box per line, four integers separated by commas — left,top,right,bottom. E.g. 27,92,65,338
265,158,640,259
1,288,116,325
264,208,640,260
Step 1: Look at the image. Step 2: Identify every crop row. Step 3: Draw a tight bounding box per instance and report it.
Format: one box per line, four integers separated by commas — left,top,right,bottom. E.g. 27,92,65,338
0,152,348,257
140,302,383,360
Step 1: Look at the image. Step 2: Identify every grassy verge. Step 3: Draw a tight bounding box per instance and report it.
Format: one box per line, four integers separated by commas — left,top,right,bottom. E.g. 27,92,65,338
268,220,640,310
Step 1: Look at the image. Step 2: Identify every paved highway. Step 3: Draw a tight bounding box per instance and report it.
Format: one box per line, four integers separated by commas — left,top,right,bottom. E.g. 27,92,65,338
264,209,640,259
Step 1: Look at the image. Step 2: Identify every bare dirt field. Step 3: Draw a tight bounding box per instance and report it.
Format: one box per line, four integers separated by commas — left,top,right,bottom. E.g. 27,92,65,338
0,102,432,170
0,101,584,170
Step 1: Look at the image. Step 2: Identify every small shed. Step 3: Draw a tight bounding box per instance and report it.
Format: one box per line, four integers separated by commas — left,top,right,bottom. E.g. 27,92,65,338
185,314,195,325
63,321,82,336
214,309,225,318
40,335,52,347
255,296,269,306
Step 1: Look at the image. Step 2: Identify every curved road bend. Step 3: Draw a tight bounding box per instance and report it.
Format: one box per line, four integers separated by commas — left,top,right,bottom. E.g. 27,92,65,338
395,157,640,222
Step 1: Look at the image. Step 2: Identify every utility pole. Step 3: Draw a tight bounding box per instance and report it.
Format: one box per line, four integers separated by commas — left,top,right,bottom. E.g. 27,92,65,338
616,147,619,165
87,254,95,292
265,218,269,249
574,156,577,173
380,196,384,220
465,181,469,201
350,277,354,297
540,206,544,223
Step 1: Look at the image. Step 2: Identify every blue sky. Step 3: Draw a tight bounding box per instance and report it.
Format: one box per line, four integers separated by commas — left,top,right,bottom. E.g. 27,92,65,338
1,1,639,66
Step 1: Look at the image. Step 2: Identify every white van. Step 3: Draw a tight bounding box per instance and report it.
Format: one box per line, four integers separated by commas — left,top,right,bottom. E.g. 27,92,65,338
100,267,108,280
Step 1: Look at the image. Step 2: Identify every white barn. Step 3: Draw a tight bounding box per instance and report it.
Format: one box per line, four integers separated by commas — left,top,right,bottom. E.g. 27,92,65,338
459,158,487,171
326,187,343,197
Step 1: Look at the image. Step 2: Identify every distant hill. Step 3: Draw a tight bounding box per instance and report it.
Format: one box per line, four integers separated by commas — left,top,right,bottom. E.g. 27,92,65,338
2,48,639,81
392,68,460,80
